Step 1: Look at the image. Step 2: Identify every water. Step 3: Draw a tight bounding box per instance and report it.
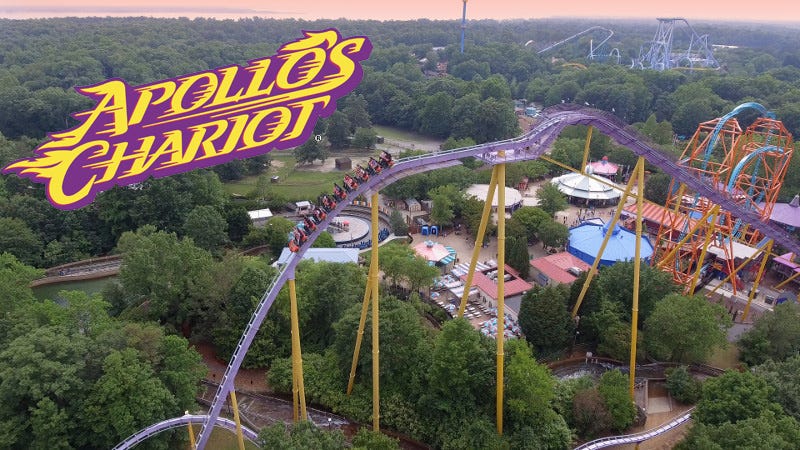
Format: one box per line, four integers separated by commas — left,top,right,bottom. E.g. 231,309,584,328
32,276,116,301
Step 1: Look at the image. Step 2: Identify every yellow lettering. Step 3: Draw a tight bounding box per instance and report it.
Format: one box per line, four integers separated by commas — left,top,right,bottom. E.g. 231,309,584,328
46,141,107,206
209,66,245,108
130,81,176,126
183,119,229,162
145,130,185,172
281,96,330,140
41,80,128,150
275,48,326,91
241,107,291,150
243,58,275,98
94,137,156,180
168,73,218,116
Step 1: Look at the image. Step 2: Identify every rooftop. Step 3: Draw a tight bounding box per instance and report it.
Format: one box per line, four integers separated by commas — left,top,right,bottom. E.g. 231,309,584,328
460,264,532,302
530,252,591,284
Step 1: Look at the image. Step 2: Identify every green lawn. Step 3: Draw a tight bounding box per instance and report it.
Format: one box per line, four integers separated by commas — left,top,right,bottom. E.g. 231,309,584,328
707,344,740,369
205,426,261,450
372,124,436,142
223,153,344,201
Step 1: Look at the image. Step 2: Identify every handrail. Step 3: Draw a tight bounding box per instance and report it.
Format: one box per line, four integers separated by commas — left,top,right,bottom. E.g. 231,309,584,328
574,407,695,449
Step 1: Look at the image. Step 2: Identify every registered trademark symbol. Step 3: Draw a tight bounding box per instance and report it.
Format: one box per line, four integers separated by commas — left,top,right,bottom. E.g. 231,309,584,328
314,134,322,142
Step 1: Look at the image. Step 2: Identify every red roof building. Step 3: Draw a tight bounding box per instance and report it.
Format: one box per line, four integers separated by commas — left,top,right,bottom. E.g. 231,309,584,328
530,252,591,285
460,264,532,319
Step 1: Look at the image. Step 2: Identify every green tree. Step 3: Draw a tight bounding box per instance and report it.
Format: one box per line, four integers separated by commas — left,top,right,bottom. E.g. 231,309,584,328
665,366,702,404
503,340,573,450
511,206,552,242
694,370,781,427
518,284,574,357
312,231,336,248
258,420,346,450
595,261,679,324
536,182,568,216
538,219,569,250
738,302,800,366
326,110,352,149
389,210,409,236
507,233,530,279
183,205,228,253
375,243,437,292
83,348,175,449
572,387,613,439
116,226,216,333
644,172,672,206
332,296,432,398
352,428,400,450
417,92,454,138
351,127,378,149
598,370,636,432
644,294,731,363
243,216,296,258
429,190,455,228
294,137,328,164
0,326,89,449
422,319,494,420
677,410,800,450
754,355,800,421
343,94,372,131
0,217,43,267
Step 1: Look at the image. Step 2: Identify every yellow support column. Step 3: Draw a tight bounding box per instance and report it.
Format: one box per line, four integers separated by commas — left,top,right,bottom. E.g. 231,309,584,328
496,160,506,435
458,167,498,318
229,391,246,450
347,282,372,395
629,157,645,399
186,411,196,450
743,240,773,321
775,267,800,290
572,158,645,318
369,192,381,431
581,126,594,174
656,205,720,271
706,239,772,297
288,278,307,421
687,206,720,296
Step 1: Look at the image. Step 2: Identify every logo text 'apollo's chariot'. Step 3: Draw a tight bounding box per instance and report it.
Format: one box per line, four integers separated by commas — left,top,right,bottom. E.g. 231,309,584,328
2,29,372,209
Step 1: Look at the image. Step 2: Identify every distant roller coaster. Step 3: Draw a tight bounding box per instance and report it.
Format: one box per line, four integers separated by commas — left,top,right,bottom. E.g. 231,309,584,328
635,18,719,71
529,18,719,71
529,26,621,63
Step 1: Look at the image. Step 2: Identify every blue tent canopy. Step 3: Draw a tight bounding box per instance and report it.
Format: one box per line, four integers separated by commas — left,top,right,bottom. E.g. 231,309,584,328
567,221,654,267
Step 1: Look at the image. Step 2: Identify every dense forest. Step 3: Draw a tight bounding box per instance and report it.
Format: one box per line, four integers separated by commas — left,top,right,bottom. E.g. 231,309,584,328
2,16,800,449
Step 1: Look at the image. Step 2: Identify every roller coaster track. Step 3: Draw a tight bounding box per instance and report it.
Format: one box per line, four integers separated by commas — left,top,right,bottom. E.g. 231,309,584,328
112,414,259,449
574,408,695,449
117,105,800,449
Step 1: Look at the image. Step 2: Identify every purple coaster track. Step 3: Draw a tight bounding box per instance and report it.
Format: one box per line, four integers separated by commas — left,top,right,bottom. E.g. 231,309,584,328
116,105,800,449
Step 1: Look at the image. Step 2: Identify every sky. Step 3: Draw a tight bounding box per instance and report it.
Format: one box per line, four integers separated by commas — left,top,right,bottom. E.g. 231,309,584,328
3,0,800,23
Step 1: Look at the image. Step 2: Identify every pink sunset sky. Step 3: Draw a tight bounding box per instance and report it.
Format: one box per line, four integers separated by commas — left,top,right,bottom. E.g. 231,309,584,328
3,0,800,22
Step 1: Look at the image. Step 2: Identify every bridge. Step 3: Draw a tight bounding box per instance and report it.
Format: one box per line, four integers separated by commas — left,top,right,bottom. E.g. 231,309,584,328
116,105,800,449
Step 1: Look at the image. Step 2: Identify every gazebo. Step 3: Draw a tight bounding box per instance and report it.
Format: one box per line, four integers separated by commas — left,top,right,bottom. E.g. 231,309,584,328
413,240,457,270
587,156,619,178
465,184,523,213
551,172,624,206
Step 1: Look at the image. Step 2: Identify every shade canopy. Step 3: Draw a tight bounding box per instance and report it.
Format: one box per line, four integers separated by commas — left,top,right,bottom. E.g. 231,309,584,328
413,240,451,263
587,156,619,176
552,172,624,200
759,194,800,227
